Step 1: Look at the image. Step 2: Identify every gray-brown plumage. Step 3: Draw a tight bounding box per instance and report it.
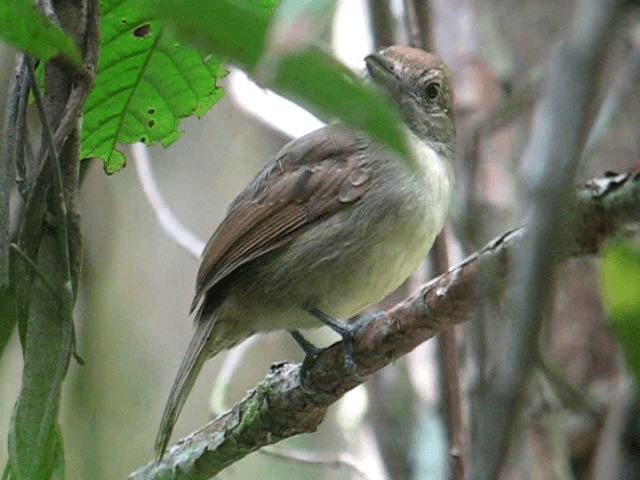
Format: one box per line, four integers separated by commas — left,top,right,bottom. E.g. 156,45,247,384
155,46,456,459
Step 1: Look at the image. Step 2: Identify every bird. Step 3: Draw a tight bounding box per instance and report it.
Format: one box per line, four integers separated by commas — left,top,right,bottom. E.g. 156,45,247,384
155,45,456,459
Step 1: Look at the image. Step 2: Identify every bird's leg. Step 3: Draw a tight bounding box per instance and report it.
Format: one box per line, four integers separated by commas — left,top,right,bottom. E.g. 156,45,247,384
289,329,320,369
289,329,322,392
307,307,378,381
289,329,318,356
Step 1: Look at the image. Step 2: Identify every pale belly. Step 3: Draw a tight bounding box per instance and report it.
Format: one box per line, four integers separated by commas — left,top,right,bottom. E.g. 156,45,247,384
317,212,440,319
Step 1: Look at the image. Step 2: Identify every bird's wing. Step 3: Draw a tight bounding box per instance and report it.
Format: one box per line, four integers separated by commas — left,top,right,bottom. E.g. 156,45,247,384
190,126,376,312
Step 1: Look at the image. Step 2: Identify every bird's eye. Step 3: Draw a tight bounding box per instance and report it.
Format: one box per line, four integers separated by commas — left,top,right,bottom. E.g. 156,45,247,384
425,82,440,100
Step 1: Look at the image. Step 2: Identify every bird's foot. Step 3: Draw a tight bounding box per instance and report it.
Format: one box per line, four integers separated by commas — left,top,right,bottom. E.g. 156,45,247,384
308,308,382,382
291,310,382,390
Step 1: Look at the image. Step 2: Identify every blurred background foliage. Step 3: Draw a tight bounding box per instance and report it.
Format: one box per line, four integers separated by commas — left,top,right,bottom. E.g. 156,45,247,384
1,0,640,479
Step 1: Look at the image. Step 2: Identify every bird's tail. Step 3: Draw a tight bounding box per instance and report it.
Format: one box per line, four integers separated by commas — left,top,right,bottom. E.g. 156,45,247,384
155,307,219,461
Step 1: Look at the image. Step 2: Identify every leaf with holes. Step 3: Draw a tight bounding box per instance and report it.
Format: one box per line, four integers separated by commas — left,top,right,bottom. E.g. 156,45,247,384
81,0,226,173
152,0,407,157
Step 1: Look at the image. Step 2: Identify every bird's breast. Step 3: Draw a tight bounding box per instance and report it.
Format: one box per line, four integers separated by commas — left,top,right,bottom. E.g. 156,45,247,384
313,137,454,318
361,157,452,302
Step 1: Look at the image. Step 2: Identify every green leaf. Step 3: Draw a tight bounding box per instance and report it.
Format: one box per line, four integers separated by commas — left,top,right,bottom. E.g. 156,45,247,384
0,0,80,65
152,0,408,157
270,48,406,155
148,0,273,70
602,240,640,383
80,0,226,174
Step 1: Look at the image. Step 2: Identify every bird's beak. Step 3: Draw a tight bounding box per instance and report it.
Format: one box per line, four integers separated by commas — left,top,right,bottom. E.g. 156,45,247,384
365,53,400,93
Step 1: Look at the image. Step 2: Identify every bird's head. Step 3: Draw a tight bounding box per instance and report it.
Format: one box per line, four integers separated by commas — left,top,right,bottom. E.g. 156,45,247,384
365,46,455,155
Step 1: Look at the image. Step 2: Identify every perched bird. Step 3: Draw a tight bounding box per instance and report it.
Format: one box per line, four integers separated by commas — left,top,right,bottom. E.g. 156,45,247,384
156,45,456,458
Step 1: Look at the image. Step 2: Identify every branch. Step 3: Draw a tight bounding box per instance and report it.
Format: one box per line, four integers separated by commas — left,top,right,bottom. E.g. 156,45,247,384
0,55,26,286
130,143,205,260
260,446,370,479
591,377,634,478
10,243,57,297
470,65,541,136
364,0,394,48
18,0,99,261
432,233,467,480
8,1,100,476
26,54,75,313
17,0,99,280
582,39,640,165
472,1,628,477
402,0,422,51
15,58,32,200
128,170,640,480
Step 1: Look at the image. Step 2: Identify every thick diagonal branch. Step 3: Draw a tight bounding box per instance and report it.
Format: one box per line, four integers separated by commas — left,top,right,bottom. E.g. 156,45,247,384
129,170,640,480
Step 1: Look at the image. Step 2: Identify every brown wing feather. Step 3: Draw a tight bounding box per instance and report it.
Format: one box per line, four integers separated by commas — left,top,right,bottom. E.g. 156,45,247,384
190,127,374,312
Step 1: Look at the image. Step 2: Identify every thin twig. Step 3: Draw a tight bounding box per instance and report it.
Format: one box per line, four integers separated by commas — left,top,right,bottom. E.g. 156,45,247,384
472,66,542,136
210,336,260,413
413,0,433,50
8,196,24,243
364,0,395,48
130,143,205,259
83,0,101,75
23,128,35,187
591,376,633,479
581,41,640,165
27,59,60,172
15,61,31,200
20,0,99,232
10,243,57,297
261,446,371,479
0,55,27,286
433,231,467,480
17,0,99,286
51,48,97,150
402,0,421,49
537,354,601,417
